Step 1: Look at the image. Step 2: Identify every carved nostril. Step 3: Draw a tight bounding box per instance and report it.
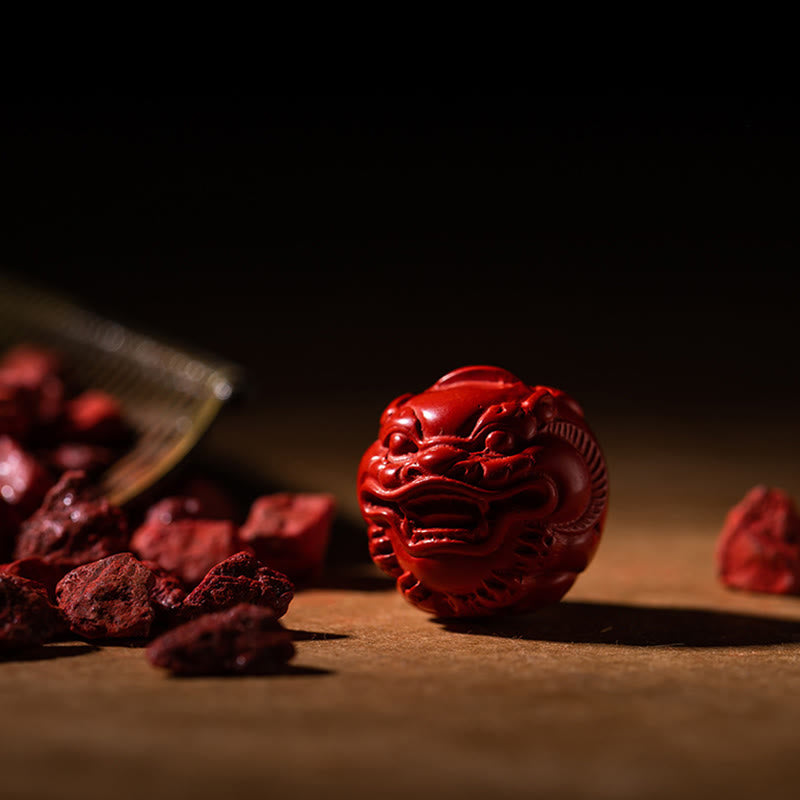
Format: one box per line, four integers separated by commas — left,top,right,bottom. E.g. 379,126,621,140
466,462,485,483
449,461,482,484
448,462,467,481
402,465,424,481
419,446,465,475
482,459,513,486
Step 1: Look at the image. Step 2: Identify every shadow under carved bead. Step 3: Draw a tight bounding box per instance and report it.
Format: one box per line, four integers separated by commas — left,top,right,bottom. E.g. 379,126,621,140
357,366,609,617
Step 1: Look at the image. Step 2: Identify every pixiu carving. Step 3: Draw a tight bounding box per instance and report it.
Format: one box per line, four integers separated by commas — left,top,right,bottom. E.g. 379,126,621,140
357,366,609,617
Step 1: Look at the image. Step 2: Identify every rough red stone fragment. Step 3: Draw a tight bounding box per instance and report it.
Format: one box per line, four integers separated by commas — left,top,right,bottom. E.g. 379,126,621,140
46,443,116,477
33,375,66,430
0,557,70,601
0,345,65,431
14,471,129,569
176,478,240,521
142,560,187,616
182,551,294,619
239,493,335,580
62,390,128,445
145,493,233,526
56,553,156,639
146,603,295,676
0,345,62,380
716,486,800,595
0,573,65,652
0,436,54,520
130,516,242,587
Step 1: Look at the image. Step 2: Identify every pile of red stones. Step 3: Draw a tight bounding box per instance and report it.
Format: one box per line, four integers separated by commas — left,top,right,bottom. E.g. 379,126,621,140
0,344,335,675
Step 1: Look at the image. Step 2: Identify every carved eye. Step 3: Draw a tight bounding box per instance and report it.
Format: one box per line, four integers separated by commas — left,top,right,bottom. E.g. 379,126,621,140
388,432,418,456
485,429,517,454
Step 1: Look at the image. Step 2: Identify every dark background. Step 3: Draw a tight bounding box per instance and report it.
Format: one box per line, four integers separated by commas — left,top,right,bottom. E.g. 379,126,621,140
3,97,800,800
1,94,797,423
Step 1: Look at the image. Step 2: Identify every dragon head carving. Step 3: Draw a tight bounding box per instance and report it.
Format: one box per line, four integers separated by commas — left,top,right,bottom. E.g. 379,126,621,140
357,366,608,617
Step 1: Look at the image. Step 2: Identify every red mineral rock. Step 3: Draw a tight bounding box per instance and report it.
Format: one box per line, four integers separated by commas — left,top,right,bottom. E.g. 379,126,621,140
0,572,65,652
182,551,294,619
0,436,54,519
14,471,128,568
56,553,156,639
146,603,295,676
142,560,187,617
0,557,70,601
46,443,116,477
131,515,242,588
0,345,62,380
239,493,334,580
0,345,65,432
62,390,128,445
145,492,233,526
176,478,239,521
716,486,800,595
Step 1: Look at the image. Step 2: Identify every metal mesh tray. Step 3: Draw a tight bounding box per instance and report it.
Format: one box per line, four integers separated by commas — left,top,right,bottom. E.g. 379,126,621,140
0,273,241,506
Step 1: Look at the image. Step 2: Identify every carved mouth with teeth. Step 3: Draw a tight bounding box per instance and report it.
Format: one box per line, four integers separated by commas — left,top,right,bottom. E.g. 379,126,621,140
397,488,492,557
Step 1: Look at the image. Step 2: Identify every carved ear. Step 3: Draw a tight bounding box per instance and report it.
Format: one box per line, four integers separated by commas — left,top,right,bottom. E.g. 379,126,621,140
521,388,557,428
559,393,585,419
533,392,556,425
380,393,413,427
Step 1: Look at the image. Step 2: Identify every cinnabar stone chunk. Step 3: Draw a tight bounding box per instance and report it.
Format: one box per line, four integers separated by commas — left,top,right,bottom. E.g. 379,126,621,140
131,516,242,588
62,390,128,445
174,478,239,521
716,486,800,595
56,553,156,639
0,345,65,433
0,557,70,601
142,560,187,616
239,493,335,580
145,493,233,526
0,573,65,652
0,436,54,520
46,443,116,477
182,551,294,619
146,604,295,676
0,345,62,380
14,471,128,569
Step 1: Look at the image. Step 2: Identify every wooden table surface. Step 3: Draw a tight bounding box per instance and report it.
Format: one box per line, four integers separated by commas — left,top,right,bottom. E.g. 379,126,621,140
3,401,800,800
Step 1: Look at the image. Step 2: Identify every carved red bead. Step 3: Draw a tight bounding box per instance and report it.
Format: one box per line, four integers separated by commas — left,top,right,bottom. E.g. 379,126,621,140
357,366,609,617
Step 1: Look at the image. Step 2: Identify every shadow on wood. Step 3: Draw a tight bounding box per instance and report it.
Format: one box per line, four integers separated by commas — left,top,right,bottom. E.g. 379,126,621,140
435,600,800,647
1,643,99,662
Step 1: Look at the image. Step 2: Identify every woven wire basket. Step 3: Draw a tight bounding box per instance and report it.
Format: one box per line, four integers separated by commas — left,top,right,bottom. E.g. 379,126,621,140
0,273,241,506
